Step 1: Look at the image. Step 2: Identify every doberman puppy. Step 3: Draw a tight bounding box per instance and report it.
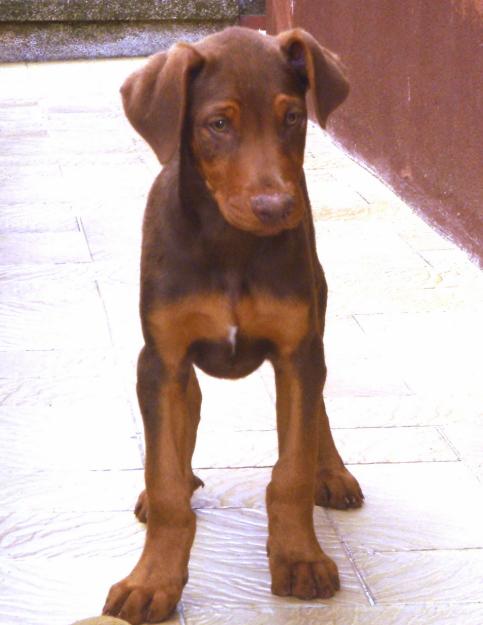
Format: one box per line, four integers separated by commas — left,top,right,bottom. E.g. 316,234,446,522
103,26,363,624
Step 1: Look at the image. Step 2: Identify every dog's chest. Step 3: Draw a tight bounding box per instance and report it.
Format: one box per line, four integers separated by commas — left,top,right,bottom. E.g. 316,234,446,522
147,291,309,369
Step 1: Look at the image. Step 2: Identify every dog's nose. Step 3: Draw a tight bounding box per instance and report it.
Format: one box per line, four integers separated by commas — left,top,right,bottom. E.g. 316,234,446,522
251,193,295,225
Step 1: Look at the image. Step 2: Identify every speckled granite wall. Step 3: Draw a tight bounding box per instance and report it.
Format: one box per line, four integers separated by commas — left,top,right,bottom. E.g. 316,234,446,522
0,0,239,21
0,0,251,61
0,20,235,62
239,0,265,14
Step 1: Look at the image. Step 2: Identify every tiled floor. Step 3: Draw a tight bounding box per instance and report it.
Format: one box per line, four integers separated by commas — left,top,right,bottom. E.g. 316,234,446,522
1,57,482,625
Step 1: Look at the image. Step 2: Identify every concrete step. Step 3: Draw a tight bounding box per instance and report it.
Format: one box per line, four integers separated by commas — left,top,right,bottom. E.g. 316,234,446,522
0,0,265,62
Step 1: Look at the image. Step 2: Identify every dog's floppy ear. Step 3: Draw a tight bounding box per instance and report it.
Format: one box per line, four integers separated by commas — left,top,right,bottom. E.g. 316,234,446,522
278,28,349,128
120,43,204,164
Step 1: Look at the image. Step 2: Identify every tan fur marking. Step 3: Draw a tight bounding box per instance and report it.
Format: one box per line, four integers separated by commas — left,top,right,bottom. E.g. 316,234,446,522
148,291,310,365
147,293,235,367
237,293,309,355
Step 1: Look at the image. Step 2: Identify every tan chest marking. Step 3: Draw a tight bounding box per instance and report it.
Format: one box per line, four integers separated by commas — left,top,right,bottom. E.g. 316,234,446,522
236,292,309,356
147,291,309,366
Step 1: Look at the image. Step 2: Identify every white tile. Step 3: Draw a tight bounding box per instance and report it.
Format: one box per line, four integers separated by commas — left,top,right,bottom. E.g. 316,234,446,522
332,426,456,464
443,423,483,482
1,469,143,513
0,404,141,471
356,549,483,604
193,467,270,510
192,425,455,471
0,556,150,625
327,462,483,553
324,394,483,429
355,312,483,394
185,604,483,625
185,508,368,609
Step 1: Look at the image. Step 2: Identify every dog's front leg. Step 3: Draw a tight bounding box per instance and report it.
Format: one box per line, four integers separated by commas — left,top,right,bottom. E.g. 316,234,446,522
104,345,196,625
267,334,340,600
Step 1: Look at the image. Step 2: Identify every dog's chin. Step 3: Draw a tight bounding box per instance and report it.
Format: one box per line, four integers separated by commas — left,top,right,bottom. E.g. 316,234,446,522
218,202,302,237
251,222,298,237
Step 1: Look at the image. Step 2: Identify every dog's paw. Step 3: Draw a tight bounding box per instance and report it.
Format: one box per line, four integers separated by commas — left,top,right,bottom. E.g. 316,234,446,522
270,553,340,600
314,466,364,510
103,570,183,624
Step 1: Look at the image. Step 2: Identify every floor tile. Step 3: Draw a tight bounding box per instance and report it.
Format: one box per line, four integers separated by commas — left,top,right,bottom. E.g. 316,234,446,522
0,347,115,381
0,272,111,351
192,428,277,469
197,369,276,432
184,603,483,625
62,163,153,205
355,312,483,394
324,394,483,429
185,508,368,609
94,282,144,356
192,425,455,470
308,178,370,220
327,462,483,553
1,54,482,625
314,220,419,266
332,426,456,464
2,469,143,513
398,217,464,253
0,231,91,264
0,404,141,471
0,203,78,234
1,174,70,204
0,347,131,413
442,423,483,482
324,353,411,397
193,467,271,509
1,511,144,559
356,549,483,604
0,556,149,625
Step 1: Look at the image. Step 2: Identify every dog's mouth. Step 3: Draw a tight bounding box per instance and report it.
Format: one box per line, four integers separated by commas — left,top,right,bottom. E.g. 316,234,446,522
215,192,304,237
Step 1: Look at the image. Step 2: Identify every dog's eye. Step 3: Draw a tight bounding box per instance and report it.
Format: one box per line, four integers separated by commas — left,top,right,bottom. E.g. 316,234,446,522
209,118,229,133
285,111,302,126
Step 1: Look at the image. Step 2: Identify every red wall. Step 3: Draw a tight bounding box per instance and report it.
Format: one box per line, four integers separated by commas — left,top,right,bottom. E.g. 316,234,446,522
268,0,483,264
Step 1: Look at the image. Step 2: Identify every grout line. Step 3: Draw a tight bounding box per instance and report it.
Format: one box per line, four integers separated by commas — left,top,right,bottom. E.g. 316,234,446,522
194,464,274,470
332,424,446,430
354,189,371,205
76,215,94,261
351,313,369,335
192,505,263,512
89,467,143,473
203,425,448,432
192,459,463,471
93,278,145,463
436,425,462,461
325,510,376,606
373,546,483,554
94,280,115,347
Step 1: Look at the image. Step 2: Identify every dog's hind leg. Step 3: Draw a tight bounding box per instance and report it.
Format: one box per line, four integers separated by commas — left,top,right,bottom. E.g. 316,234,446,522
314,397,364,510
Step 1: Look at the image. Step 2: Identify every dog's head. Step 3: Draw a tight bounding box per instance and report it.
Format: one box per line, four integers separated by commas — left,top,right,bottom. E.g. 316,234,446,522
121,27,348,236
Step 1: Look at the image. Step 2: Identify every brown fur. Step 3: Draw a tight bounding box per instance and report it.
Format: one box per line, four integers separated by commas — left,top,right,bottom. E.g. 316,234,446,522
103,27,363,624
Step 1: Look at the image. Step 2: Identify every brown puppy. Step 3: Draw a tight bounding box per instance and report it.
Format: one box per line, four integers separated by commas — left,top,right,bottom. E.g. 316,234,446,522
103,26,363,624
